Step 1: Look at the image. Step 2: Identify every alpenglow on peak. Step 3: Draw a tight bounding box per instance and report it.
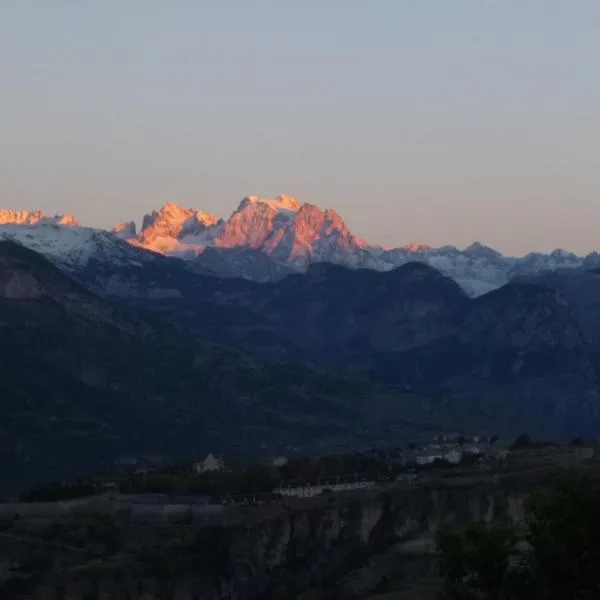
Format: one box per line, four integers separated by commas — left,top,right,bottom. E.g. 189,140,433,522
0,209,80,227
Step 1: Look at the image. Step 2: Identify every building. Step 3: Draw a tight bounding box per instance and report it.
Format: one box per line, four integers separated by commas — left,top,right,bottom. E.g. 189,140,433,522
321,476,375,493
193,453,225,473
116,494,225,521
463,444,483,456
273,482,324,498
116,454,165,474
415,449,443,465
273,476,375,498
489,440,512,461
575,446,595,461
443,448,463,464
395,472,418,484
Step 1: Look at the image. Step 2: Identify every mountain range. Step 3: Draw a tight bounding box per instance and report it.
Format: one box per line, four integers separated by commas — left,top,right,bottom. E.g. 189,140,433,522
0,240,442,492
3,195,600,295
2,197,600,491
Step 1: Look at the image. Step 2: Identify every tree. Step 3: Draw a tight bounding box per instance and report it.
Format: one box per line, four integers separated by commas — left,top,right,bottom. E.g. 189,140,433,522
510,433,532,450
437,475,600,599
438,520,525,600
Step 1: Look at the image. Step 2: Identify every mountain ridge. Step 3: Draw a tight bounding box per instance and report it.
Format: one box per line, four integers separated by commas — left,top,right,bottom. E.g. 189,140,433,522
2,196,600,295
0,239,439,492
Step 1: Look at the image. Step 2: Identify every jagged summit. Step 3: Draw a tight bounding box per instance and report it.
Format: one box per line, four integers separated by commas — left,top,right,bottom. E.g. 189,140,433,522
128,202,223,255
242,194,302,212
0,209,80,227
3,195,600,296
112,221,137,240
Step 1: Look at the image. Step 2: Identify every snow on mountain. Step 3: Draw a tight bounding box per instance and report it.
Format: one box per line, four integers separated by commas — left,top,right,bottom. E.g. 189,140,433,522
207,196,372,268
126,195,600,294
112,221,137,240
0,220,157,271
2,199,599,297
135,202,223,255
0,209,80,227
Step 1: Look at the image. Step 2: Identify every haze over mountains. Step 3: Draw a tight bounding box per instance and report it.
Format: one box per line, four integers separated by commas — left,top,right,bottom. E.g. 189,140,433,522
2,195,600,296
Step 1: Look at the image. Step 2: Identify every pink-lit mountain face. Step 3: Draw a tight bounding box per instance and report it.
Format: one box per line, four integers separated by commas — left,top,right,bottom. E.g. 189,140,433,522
2,196,599,296
127,202,223,255
0,210,79,227
127,195,377,268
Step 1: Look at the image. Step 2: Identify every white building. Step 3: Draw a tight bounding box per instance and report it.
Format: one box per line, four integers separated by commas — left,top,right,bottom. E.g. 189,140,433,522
463,444,483,456
273,477,375,498
443,448,463,464
272,456,289,467
415,450,443,465
273,483,324,498
193,453,225,473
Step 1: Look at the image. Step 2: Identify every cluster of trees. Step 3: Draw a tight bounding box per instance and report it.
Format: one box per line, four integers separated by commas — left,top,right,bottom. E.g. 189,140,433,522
510,432,595,451
19,480,100,502
437,475,600,599
278,453,388,481
121,466,278,496
509,432,560,450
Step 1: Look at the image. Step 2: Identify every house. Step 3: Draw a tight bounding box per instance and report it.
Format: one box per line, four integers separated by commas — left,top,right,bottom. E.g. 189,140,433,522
117,494,224,521
463,444,483,456
193,453,225,473
443,448,463,465
575,446,595,461
116,454,165,474
321,476,375,493
273,475,375,498
395,472,418,483
489,440,512,461
273,482,324,498
415,449,443,465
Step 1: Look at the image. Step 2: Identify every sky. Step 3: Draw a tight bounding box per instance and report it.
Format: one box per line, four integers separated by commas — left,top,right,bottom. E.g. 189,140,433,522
1,1,599,256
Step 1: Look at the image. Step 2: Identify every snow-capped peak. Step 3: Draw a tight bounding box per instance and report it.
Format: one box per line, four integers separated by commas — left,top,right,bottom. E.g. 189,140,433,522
135,202,223,255
0,220,152,270
243,195,302,212
53,213,79,226
4,196,600,301
0,209,80,227
141,202,220,234
112,221,137,240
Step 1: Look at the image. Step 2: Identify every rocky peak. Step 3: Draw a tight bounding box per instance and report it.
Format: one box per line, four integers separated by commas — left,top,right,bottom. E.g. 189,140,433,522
464,242,503,261
213,196,299,250
53,213,80,226
241,194,302,213
112,221,137,240
139,203,221,243
0,209,45,225
0,209,80,227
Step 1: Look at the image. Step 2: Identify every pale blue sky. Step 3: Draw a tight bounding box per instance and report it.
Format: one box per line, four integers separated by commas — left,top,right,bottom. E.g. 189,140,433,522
1,1,599,255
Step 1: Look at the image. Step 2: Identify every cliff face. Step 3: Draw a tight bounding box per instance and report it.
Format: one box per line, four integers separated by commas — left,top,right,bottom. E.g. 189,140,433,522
8,482,528,600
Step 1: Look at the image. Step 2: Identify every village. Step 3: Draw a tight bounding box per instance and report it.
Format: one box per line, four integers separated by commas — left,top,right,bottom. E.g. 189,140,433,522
7,432,599,522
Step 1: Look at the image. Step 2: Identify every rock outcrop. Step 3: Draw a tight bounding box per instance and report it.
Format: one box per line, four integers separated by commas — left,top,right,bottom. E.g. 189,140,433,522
2,478,536,600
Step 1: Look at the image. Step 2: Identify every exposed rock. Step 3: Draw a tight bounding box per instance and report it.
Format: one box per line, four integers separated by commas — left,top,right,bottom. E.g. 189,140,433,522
112,220,137,240
0,476,550,600
0,209,80,226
